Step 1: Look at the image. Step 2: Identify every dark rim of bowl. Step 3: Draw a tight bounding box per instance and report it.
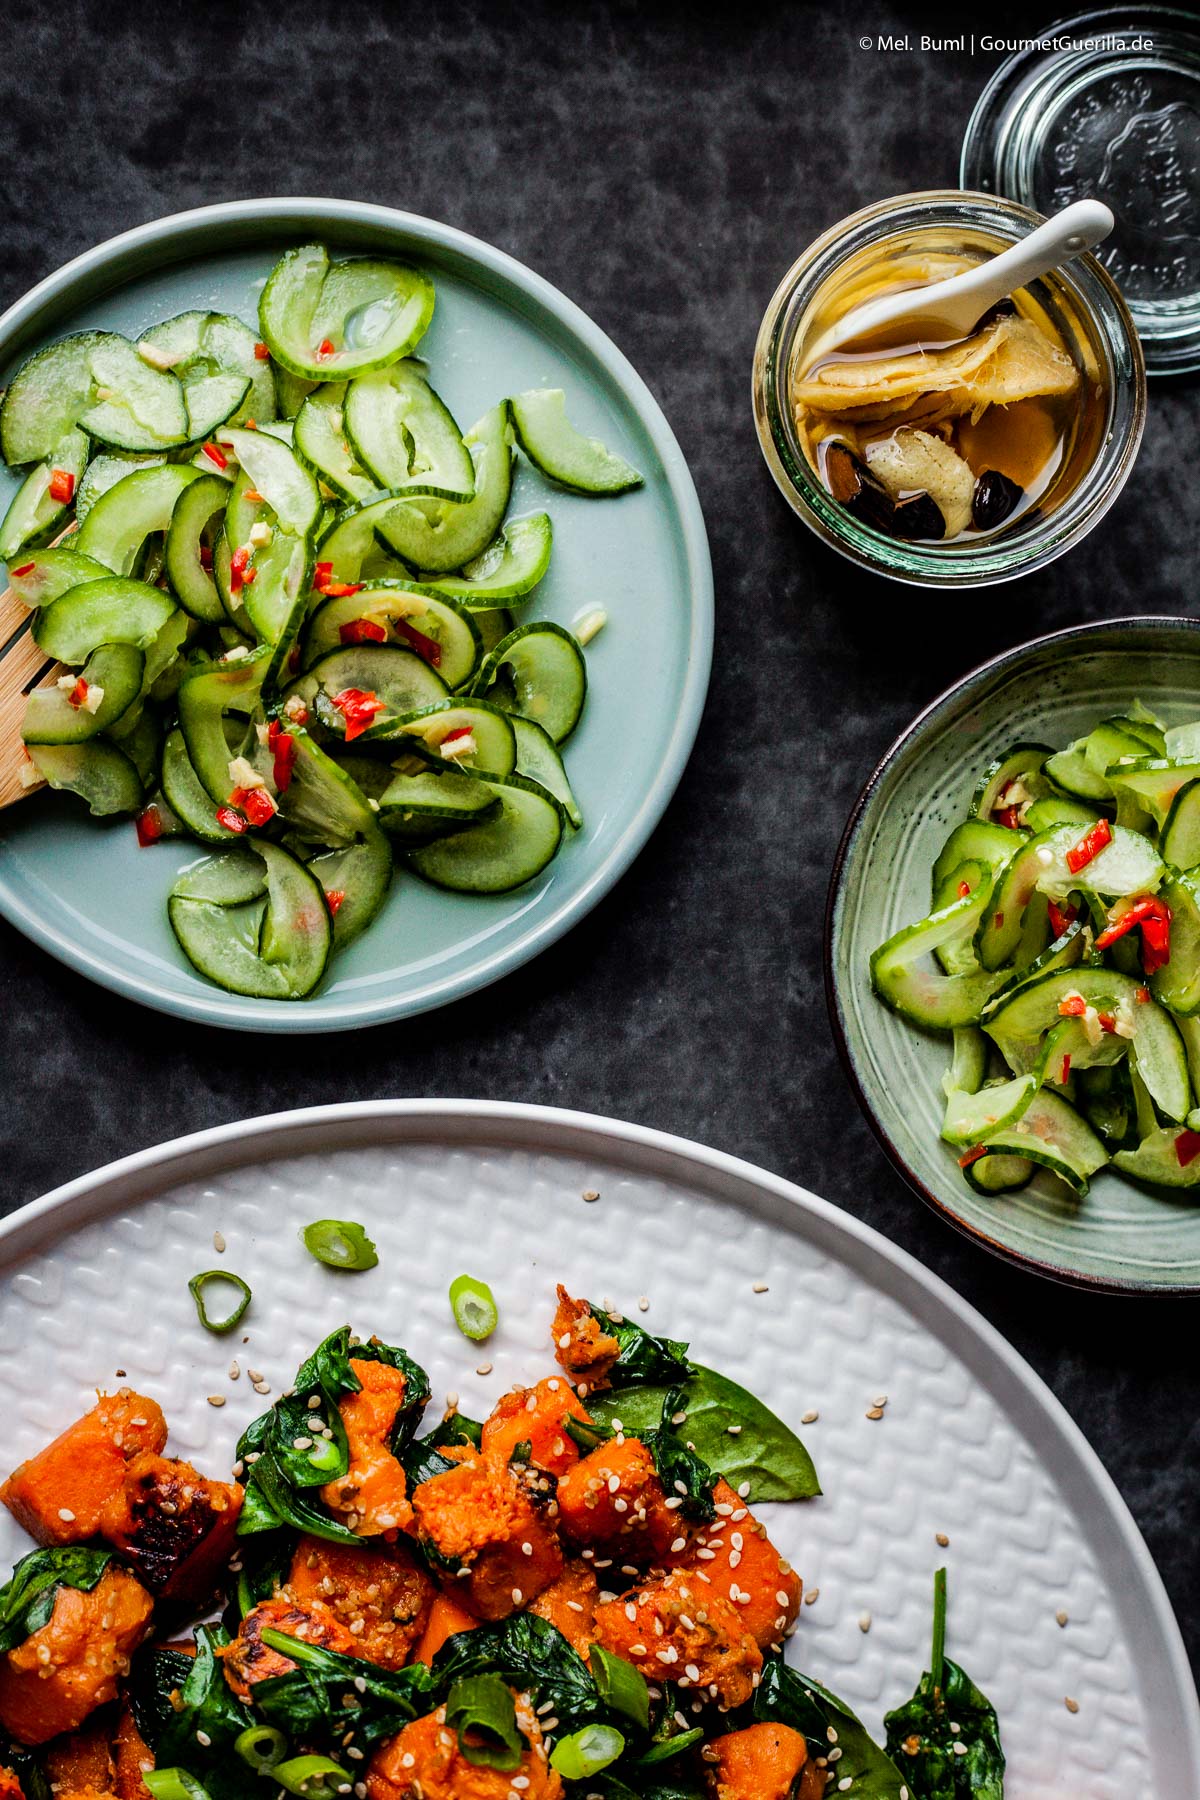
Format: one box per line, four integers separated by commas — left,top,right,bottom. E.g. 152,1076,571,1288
824,614,1200,1298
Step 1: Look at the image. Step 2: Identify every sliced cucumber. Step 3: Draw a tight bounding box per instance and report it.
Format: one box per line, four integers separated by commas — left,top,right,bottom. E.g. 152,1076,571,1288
315,488,456,580
286,645,449,737
471,620,587,744
1161,779,1200,872
407,771,563,893
74,463,201,575
259,245,434,381
307,829,393,944
381,698,516,774
0,428,89,562
968,742,1051,820
943,1024,989,1097
77,452,165,524
1150,873,1200,1016
33,578,177,664
165,473,229,623
511,714,582,828
243,533,312,681
869,869,1008,1030
507,388,643,495
6,548,113,609
22,643,145,744
344,360,474,499
79,335,192,450
1,330,119,463
28,739,143,816
942,1073,1037,1146
108,711,162,788
169,841,331,999
274,368,318,419
473,608,516,656
976,823,1164,970
413,513,552,606
161,728,244,844
177,649,270,804
1023,794,1100,832
293,383,378,503
377,765,502,843
274,727,377,847
1044,740,1113,803
138,310,274,429
172,848,268,905
961,1152,1035,1194
216,425,321,538
1034,1015,1126,1089
373,404,514,573
931,819,1025,895
965,1089,1108,1196
985,916,1086,1009
1108,757,1200,827
1114,1127,1200,1188
303,584,479,688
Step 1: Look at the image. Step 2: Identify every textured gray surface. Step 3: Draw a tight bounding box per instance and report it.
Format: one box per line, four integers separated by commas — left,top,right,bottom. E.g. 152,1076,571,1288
0,0,1196,1674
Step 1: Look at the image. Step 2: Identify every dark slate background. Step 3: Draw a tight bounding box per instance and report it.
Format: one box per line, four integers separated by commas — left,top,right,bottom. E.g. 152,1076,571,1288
1,0,1196,1676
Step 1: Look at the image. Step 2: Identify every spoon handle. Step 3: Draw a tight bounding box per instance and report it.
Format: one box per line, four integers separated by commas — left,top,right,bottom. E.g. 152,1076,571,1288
962,200,1115,314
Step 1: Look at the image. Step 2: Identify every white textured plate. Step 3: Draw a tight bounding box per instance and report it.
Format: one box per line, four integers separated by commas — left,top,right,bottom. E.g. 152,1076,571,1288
1,1101,1195,1797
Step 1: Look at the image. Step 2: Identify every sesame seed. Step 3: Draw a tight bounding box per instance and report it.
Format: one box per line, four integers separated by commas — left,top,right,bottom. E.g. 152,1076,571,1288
196,1730,212,1747
952,1741,968,1755
247,1368,264,1383
804,1587,819,1605
253,1382,270,1396
670,1537,687,1553
752,1281,769,1293
212,1231,225,1253
581,1189,600,1202
873,1394,888,1409
207,1395,226,1408
57,1507,75,1522
446,1391,459,1411
801,1409,819,1424
838,1780,852,1792
307,1394,322,1410
737,1481,750,1497
858,1611,872,1632
866,1407,885,1421
229,1361,240,1380
936,1532,950,1547
512,1588,523,1604
1056,1610,1069,1627
1065,1696,1079,1713
638,1296,649,1312
476,1362,493,1376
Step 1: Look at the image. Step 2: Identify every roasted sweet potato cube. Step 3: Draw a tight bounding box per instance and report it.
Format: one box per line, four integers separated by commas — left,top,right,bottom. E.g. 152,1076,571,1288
556,1436,678,1557
0,1566,153,1746
703,1721,810,1799
668,1479,801,1651
1,1393,166,1547
481,1378,592,1477
221,1594,360,1702
0,1769,24,1800
287,1533,435,1669
410,1590,479,1667
113,1698,155,1800
366,1693,562,1800
593,1569,762,1711
98,1453,242,1609
528,1557,599,1658
41,1716,116,1796
320,1359,413,1536
411,1451,562,1621
551,1286,618,1393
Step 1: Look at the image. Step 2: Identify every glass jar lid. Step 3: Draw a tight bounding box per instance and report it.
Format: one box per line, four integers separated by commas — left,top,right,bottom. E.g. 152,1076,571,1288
961,7,1200,373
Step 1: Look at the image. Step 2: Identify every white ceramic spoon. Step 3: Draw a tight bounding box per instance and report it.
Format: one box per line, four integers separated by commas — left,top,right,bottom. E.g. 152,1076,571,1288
801,198,1115,370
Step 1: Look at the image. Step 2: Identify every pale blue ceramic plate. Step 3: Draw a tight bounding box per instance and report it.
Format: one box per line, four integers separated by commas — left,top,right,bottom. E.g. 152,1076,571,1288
827,618,1200,1295
0,200,713,1032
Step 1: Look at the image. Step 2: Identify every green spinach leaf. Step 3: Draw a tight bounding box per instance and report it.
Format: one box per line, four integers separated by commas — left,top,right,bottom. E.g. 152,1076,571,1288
431,1613,604,1736
0,1547,113,1653
883,1569,1005,1799
588,1304,692,1389
256,1627,433,1754
753,1656,910,1795
145,1626,257,1800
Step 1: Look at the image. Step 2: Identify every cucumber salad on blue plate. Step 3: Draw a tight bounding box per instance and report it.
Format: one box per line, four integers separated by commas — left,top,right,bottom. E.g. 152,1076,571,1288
871,706,1200,1200
0,244,642,999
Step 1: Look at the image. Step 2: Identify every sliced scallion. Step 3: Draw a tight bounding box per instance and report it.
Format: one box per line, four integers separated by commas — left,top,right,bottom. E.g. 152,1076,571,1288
300,1218,379,1272
590,1643,650,1728
235,1724,286,1773
144,1773,213,1800
445,1673,522,1769
550,1724,626,1779
188,1268,251,1335
273,1755,353,1800
449,1273,499,1341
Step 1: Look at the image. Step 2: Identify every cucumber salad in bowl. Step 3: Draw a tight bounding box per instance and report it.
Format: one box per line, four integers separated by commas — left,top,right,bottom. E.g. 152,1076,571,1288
871,705,1200,1200
0,244,642,1000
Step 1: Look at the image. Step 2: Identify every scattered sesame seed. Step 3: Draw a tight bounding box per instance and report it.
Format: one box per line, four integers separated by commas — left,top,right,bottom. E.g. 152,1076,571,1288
115,1368,126,1378
866,1406,885,1421
752,1281,769,1294
253,1382,270,1396
873,1394,888,1408
804,1587,819,1605
581,1189,600,1202
207,1395,226,1408
57,1507,75,1522
727,1424,742,1436
229,1360,240,1380
476,1362,493,1376
801,1410,819,1424
1065,1696,1079,1714
638,1296,649,1312
213,1231,225,1254
858,1611,872,1633
1056,1610,1069,1628
196,1730,212,1747
838,1780,852,1793
446,1391,459,1411
936,1532,950,1548
737,1481,750,1498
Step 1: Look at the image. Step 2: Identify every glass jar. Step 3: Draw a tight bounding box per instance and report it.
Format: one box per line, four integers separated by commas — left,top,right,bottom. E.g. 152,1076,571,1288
752,189,1147,588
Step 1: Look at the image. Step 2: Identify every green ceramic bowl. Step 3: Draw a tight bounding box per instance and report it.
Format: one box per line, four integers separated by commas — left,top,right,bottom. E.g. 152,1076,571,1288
827,617,1200,1294
0,200,713,1032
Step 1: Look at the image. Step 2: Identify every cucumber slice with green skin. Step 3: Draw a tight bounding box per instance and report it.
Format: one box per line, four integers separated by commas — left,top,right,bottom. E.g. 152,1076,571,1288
345,360,475,500
259,245,435,381
22,643,145,744
33,578,178,664
177,649,270,804
373,405,514,574
0,428,89,563
1108,757,1200,827
216,426,320,538
407,770,563,893
966,1090,1109,1196
1023,794,1100,833
143,609,191,697
472,608,515,656
293,383,378,503
6,549,113,609
303,584,479,689
307,828,393,945
932,862,989,979
942,1024,989,1097
137,310,275,429
1078,1062,1138,1147
286,645,449,737
377,699,517,774
111,712,163,789
244,533,312,684
27,739,143,816
376,765,502,843
1035,1015,1127,1089
507,388,643,495
975,823,1165,970
172,848,268,905
161,728,244,844
1044,741,1113,803
165,473,229,623
1150,873,1200,1016
315,487,466,580
169,841,331,999
961,1152,1035,1194
212,533,256,637
968,743,1052,820
1162,779,1200,872
79,336,190,451
74,463,201,575
274,368,318,419
76,452,166,525
943,1073,1038,1146
1114,711,1167,756
869,867,1008,1030
987,916,1087,1010
1114,1127,1200,1188
1083,719,1152,784
511,714,582,829
931,819,1026,895
274,726,378,847
413,514,551,606
984,966,1190,1120
471,620,587,744
0,331,136,463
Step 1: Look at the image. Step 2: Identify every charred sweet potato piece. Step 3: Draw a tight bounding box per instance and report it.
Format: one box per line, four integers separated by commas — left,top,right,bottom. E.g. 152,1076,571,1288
551,1287,618,1393
668,1479,801,1651
320,1359,413,1536
0,1769,23,1800
593,1569,762,1711
411,1590,479,1667
221,1594,360,1702
366,1694,563,1800
1,1394,166,1547
288,1534,435,1669
528,1557,599,1658
556,1436,678,1557
0,1566,153,1746
411,1451,562,1621
703,1721,809,1799
481,1378,591,1477
42,1717,116,1795
113,1699,155,1800
98,1453,242,1610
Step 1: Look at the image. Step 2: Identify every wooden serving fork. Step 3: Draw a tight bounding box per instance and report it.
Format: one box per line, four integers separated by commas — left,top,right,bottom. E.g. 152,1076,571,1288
0,547,69,809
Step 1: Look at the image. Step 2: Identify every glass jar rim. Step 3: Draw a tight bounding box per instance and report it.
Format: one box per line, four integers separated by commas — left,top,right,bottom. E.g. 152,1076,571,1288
752,188,1147,589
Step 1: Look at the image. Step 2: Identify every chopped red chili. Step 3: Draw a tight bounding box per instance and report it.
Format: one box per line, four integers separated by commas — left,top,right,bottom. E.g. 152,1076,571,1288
958,1145,988,1168
995,806,1022,830
1098,1011,1118,1034
243,488,266,504
331,687,387,742
392,617,442,666
441,726,473,747
254,341,271,359
65,677,89,710
202,442,228,471
1047,900,1076,939
1065,817,1112,874
320,581,364,599
316,337,336,359
199,544,213,570
267,719,298,792
1060,1054,1071,1084
10,561,35,577
134,805,163,847
955,879,971,898
48,468,75,504
339,617,387,645
1058,995,1087,1017
242,567,258,585
993,912,1004,930
325,888,347,916
1176,1130,1200,1168
1094,894,1172,974
312,561,333,589
239,786,277,827
229,544,251,596
1135,985,1151,1004
216,804,249,834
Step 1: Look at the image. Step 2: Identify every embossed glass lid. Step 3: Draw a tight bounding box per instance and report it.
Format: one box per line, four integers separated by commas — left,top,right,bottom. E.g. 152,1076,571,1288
962,7,1200,373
